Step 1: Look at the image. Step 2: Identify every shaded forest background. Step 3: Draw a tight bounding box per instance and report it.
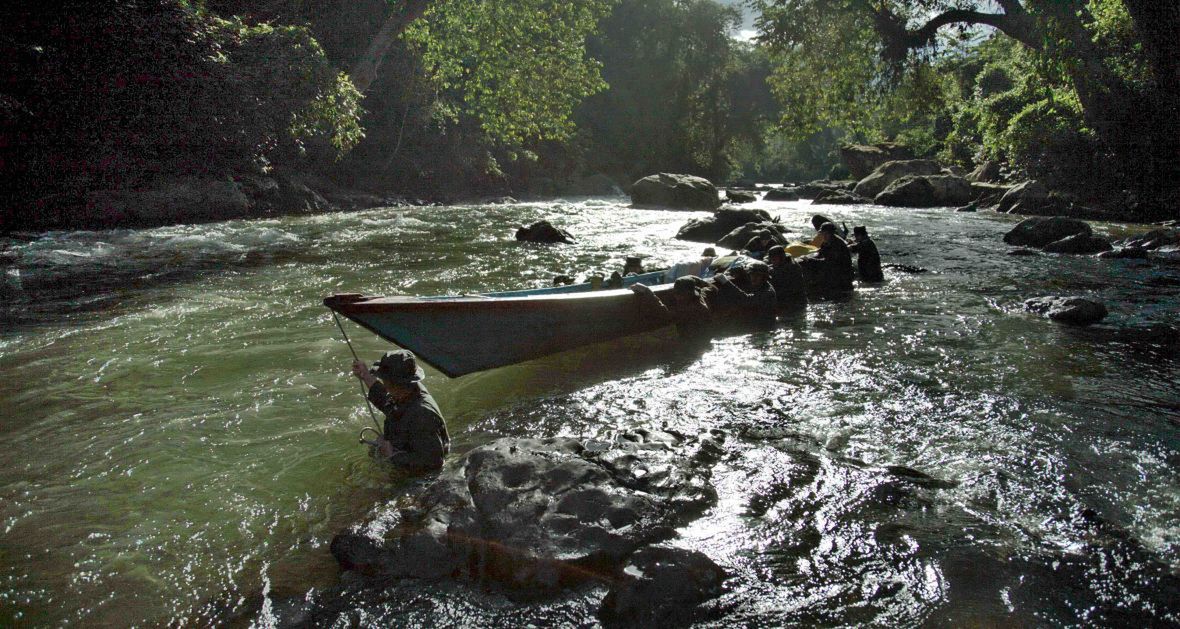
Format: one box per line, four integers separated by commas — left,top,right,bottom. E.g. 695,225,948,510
1,0,1176,227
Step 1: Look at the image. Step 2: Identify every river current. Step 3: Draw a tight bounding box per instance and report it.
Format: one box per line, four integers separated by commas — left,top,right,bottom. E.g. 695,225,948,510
0,196,1177,626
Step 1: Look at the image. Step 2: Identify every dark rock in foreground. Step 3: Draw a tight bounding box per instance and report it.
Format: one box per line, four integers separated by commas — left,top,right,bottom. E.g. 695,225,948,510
516,220,574,244
675,208,772,244
630,173,721,210
1042,233,1113,254
331,431,723,593
1024,296,1108,326
599,545,727,628
1003,216,1092,248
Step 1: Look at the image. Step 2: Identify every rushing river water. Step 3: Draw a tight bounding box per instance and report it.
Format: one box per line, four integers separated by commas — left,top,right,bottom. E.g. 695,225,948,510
0,196,1177,626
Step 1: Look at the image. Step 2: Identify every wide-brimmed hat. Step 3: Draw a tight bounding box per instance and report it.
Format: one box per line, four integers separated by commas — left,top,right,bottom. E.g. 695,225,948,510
767,244,786,258
853,225,868,235
819,222,837,232
748,261,770,275
371,349,424,384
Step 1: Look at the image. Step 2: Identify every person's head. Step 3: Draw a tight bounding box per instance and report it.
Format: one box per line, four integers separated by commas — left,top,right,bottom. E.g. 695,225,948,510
671,276,699,306
623,256,644,274
853,225,869,241
702,247,717,258
748,261,769,288
371,349,424,399
820,222,837,234
811,215,831,231
767,245,786,265
728,266,750,287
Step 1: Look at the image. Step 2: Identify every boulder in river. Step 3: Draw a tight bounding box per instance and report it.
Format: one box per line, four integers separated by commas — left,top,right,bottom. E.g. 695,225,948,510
675,208,772,244
1117,228,1180,251
796,179,856,200
762,187,800,202
1003,216,1092,248
1041,233,1113,255
598,546,727,628
852,159,942,199
717,222,791,250
812,189,870,205
725,190,758,204
1024,296,1108,326
997,180,1049,214
1098,247,1150,260
874,174,974,208
516,220,575,244
330,431,723,592
839,143,915,179
630,173,721,210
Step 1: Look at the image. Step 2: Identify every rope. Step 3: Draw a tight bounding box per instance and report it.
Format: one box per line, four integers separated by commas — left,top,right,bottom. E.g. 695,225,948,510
331,310,383,433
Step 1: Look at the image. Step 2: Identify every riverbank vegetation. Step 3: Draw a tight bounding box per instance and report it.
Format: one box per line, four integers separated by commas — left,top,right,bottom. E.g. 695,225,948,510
1,0,1176,230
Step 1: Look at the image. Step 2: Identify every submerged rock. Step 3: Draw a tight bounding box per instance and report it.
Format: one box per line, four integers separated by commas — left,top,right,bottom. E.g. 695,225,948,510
598,546,727,628
1024,296,1108,326
675,208,772,244
630,173,721,210
1003,216,1092,248
516,220,575,244
1118,228,1180,251
1098,247,1150,260
330,431,722,592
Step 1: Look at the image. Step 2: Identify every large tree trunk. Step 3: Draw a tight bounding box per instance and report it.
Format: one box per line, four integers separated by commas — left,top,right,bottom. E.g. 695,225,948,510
350,0,432,95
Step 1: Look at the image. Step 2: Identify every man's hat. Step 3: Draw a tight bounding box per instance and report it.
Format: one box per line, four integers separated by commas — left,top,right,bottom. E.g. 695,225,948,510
673,276,699,293
371,349,424,384
702,247,717,257
853,225,868,235
748,261,770,275
819,222,837,232
767,244,786,258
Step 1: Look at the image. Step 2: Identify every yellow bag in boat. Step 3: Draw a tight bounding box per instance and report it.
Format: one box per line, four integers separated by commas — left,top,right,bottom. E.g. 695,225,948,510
785,243,818,258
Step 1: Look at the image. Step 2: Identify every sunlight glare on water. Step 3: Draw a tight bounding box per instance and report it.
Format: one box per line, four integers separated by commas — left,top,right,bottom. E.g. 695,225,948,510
0,196,1178,625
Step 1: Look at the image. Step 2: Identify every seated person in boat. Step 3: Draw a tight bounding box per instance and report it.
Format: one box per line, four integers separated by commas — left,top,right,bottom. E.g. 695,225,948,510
351,350,450,471
713,261,777,324
766,245,807,308
630,276,716,336
622,256,645,276
848,225,884,283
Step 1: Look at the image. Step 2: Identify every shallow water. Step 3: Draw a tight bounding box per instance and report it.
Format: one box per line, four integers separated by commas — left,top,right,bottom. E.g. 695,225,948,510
0,197,1177,626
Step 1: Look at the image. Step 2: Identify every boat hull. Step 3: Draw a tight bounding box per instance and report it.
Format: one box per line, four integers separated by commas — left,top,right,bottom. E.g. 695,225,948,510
325,273,674,377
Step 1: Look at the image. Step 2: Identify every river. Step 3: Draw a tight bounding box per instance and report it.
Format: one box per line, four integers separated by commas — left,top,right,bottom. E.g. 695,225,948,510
1,196,1177,626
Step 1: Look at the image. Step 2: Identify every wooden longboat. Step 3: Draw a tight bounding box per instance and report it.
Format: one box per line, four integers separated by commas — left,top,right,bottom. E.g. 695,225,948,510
324,271,674,377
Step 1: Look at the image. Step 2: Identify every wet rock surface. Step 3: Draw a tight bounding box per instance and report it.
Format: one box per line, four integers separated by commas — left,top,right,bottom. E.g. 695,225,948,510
330,431,723,594
598,545,728,628
852,159,942,199
515,220,575,244
630,173,721,210
1042,233,1113,254
1003,216,1092,248
874,174,974,208
1024,296,1109,326
675,208,772,244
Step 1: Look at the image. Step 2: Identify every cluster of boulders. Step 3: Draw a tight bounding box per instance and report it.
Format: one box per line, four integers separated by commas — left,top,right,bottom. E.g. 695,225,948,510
323,430,728,626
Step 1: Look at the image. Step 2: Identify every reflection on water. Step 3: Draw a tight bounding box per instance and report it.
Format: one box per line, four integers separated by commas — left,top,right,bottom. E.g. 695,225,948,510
1,199,1178,625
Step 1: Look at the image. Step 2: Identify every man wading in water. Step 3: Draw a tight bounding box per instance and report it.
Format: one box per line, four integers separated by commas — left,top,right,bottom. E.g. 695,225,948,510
351,350,450,471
